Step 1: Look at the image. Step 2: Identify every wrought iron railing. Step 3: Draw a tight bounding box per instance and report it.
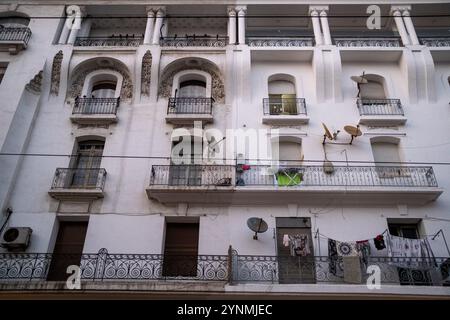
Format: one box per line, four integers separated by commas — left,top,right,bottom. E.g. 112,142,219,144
161,36,228,47
0,249,229,281
0,27,32,44
420,36,450,47
150,165,234,187
263,98,307,115
167,97,214,114
357,98,404,116
50,168,107,190
230,254,450,286
334,37,401,48
74,36,143,47
237,165,438,188
247,37,314,47
73,97,120,115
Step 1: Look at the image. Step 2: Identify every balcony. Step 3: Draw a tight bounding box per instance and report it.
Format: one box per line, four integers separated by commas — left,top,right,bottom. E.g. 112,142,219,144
334,37,402,48
161,36,228,48
357,98,406,126
262,98,309,125
74,36,143,48
247,37,314,48
70,97,120,125
147,165,442,205
48,168,107,201
420,36,450,48
0,249,448,294
146,165,234,204
165,97,214,124
0,27,32,54
231,254,450,287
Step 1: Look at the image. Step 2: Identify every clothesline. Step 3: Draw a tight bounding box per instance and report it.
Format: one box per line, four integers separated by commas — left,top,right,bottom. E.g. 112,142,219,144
314,229,444,243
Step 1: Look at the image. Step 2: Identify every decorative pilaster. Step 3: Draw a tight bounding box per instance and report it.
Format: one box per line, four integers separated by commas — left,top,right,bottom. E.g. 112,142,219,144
236,6,246,45
67,6,86,45
319,9,332,45
391,7,411,46
26,71,43,94
144,9,155,45
227,7,237,45
141,50,152,96
50,50,63,96
402,10,420,45
309,8,323,46
152,8,165,45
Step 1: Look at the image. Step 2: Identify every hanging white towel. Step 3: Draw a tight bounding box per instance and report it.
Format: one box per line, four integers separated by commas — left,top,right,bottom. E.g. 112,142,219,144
283,234,290,247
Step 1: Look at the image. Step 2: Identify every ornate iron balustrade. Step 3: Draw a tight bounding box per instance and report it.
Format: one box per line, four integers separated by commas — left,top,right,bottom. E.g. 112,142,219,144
167,97,214,114
334,37,401,48
161,36,228,48
357,98,404,116
0,27,32,44
50,168,107,190
420,37,450,47
74,36,143,47
263,98,307,115
0,249,229,281
238,165,438,188
247,37,314,47
150,165,234,187
230,254,450,286
73,97,120,115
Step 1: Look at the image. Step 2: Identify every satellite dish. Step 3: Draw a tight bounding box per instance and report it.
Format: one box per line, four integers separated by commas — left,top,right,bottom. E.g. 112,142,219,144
322,123,333,144
247,217,268,240
344,125,362,144
350,75,369,84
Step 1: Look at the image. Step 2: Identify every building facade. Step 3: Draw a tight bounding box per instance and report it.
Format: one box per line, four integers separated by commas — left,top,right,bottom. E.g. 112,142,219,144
0,0,450,298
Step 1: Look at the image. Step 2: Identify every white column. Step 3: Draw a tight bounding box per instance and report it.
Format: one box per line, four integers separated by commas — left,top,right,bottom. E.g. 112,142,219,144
58,17,71,44
320,10,332,45
310,10,323,46
392,10,410,46
81,17,92,37
152,9,164,45
67,13,83,44
402,10,420,45
228,8,237,45
144,10,155,45
237,7,246,45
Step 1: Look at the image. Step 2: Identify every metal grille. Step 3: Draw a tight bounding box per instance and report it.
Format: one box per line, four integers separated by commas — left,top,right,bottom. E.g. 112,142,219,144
357,98,404,116
167,97,213,114
73,97,120,115
263,98,307,115
74,37,143,47
151,165,234,187
50,168,107,189
161,36,228,47
0,27,32,44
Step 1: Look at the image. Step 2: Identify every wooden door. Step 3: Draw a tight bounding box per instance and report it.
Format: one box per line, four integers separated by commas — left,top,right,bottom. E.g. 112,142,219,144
47,221,88,281
71,141,104,188
162,223,199,277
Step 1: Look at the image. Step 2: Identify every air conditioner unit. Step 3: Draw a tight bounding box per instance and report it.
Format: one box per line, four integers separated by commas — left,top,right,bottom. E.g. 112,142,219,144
1,227,32,251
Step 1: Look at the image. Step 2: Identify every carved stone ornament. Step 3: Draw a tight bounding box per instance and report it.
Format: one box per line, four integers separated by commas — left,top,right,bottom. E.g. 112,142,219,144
141,50,152,96
67,59,133,101
159,58,225,103
50,50,63,95
26,70,43,94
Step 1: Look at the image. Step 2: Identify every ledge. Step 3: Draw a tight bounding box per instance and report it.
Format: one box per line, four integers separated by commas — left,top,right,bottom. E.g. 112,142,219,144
70,114,118,125
145,185,443,205
165,114,214,125
262,114,310,125
359,115,407,126
0,41,28,55
48,188,105,201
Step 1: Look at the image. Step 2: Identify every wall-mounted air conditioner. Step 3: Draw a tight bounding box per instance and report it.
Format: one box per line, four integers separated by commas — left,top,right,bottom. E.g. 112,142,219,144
1,227,32,251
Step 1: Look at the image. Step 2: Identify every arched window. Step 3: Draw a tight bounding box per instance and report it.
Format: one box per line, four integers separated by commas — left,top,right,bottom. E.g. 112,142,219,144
268,74,297,115
358,75,387,99
271,136,303,165
178,79,206,98
0,15,30,27
91,81,117,98
173,72,210,98
371,138,403,178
